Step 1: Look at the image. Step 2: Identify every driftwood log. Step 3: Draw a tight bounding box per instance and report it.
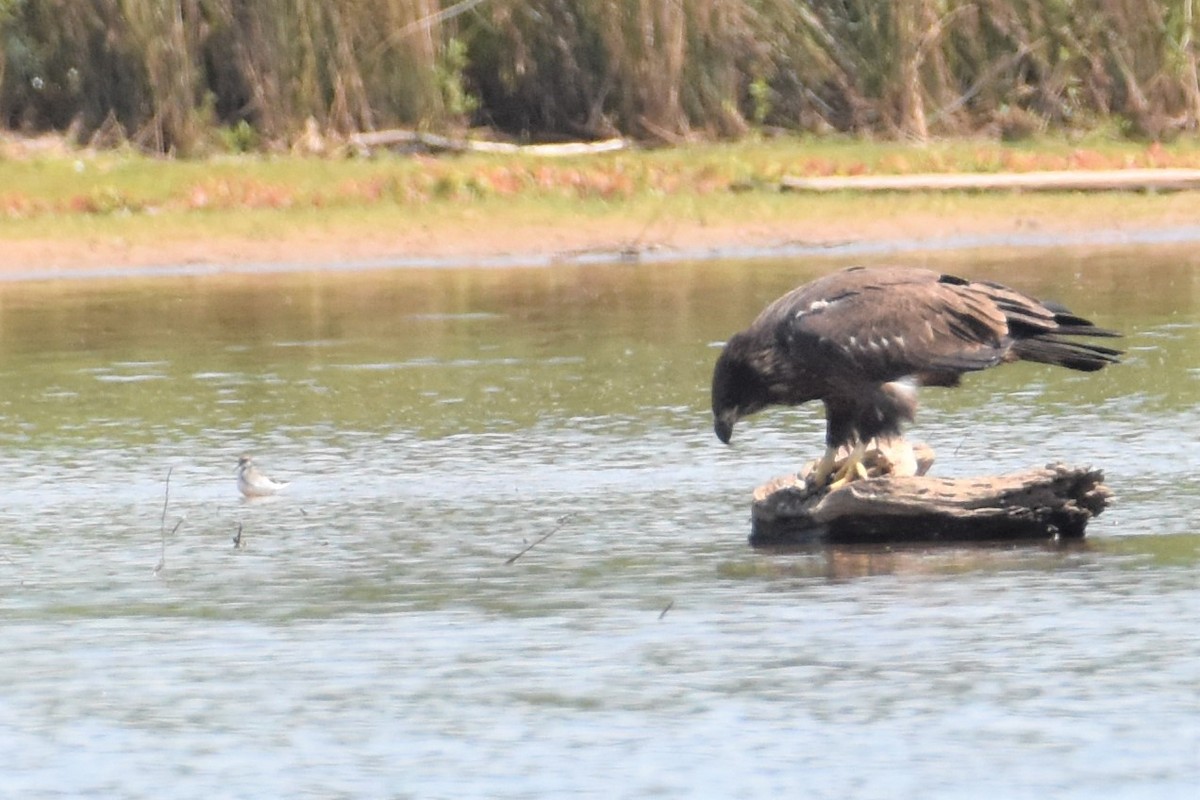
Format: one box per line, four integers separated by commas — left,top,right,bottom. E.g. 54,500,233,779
749,442,1110,548
780,168,1200,194
348,129,629,157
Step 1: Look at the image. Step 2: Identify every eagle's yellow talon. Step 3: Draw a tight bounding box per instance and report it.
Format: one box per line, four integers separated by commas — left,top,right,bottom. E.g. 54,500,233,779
825,441,869,490
809,446,839,487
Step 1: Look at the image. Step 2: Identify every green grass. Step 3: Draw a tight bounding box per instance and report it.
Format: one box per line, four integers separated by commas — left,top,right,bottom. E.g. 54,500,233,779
1,135,1198,250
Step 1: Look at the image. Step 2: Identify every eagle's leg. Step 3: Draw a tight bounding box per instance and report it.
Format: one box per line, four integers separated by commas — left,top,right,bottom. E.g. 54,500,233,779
828,440,870,490
810,445,841,487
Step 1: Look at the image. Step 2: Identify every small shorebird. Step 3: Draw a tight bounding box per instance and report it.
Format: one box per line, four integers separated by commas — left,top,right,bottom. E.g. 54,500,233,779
236,454,289,497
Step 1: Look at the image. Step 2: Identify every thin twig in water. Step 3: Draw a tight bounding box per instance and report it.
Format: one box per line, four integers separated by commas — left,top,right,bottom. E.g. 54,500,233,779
658,600,674,620
953,434,967,457
505,513,577,565
232,522,244,549
159,467,172,534
154,467,172,574
155,520,183,574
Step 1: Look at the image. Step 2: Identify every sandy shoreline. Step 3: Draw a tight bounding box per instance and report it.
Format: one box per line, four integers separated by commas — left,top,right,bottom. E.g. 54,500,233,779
6,197,1200,281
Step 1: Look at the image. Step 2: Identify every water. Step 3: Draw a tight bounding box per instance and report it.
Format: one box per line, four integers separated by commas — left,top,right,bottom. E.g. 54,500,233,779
1,247,1197,798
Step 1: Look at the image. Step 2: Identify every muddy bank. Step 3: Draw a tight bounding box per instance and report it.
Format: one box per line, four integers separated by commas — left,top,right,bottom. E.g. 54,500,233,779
5,193,1200,281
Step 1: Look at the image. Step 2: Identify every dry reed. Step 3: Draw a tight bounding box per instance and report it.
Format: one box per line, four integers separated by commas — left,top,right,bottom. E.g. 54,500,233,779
0,0,1195,154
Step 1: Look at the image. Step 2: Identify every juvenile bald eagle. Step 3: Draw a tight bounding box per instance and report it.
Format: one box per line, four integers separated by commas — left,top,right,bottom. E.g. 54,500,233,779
711,266,1121,485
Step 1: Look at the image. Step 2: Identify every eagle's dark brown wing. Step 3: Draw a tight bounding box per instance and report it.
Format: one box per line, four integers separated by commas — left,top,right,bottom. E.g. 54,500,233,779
767,267,1012,383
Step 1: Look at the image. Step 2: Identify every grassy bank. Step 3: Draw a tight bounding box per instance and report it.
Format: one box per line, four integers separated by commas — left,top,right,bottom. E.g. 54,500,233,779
3,135,1200,272
6,135,1200,216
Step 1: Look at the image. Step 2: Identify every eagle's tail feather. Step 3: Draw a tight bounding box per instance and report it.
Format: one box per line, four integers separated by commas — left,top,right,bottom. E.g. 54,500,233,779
1012,334,1123,372
1044,304,1122,337
1004,312,1122,340
1048,321,1122,338
1040,302,1121,331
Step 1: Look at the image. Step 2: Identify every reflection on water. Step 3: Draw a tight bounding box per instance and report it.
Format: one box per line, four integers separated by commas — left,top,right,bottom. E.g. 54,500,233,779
0,247,1197,797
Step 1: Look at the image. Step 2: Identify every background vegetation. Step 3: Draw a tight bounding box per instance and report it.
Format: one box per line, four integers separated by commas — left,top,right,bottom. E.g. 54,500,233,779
0,0,1197,156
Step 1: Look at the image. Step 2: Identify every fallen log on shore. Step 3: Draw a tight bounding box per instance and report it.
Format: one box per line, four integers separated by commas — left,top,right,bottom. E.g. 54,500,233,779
780,168,1200,193
749,443,1110,548
349,129,629,157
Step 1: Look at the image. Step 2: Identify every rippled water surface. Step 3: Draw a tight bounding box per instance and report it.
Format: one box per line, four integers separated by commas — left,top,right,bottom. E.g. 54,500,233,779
1,247,1197,798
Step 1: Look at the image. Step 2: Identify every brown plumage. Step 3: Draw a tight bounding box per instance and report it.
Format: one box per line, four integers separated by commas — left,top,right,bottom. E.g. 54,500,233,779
711,266,1121,479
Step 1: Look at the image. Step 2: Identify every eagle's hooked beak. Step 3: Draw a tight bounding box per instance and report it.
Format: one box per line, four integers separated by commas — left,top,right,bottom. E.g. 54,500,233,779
714,411,738,444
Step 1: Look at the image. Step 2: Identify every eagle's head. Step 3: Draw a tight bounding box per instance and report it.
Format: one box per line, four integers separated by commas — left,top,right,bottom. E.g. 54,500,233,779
711,333,771,444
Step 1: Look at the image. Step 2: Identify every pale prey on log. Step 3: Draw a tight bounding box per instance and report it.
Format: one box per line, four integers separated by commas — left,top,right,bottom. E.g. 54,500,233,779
711,266,1121,487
